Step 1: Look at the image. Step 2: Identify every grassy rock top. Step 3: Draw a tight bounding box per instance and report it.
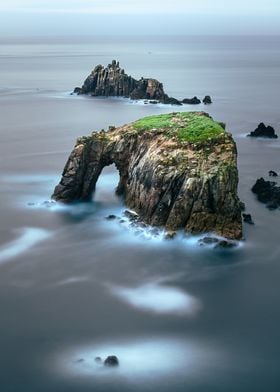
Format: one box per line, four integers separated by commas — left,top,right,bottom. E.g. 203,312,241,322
133,112,225,143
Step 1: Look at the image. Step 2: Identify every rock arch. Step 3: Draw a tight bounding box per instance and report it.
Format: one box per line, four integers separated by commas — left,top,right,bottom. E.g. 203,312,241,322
52,113,242,239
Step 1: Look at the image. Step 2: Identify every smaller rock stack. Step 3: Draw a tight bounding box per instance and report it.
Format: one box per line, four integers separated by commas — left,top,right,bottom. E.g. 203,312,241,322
73,60,212,106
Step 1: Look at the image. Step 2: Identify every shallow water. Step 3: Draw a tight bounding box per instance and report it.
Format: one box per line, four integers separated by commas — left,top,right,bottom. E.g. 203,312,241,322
0,35,280,391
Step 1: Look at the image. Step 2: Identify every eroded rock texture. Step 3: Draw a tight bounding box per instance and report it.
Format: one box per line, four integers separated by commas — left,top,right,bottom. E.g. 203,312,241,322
52,112,242,239
74,60,179,103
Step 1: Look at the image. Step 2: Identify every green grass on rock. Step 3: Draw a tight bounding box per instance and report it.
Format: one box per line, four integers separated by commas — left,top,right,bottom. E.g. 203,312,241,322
133,112,225,143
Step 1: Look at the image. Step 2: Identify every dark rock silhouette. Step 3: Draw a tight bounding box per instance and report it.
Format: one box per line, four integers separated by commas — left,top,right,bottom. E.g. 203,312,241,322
242,213,254,225
73,60,207,106
182,96,201,105
104,356,119,367
252,177,280,209
215,240,237,249
52,112,242,239
74,60,176,103
203,95,212,104
247,123,278,138
269,170,278,177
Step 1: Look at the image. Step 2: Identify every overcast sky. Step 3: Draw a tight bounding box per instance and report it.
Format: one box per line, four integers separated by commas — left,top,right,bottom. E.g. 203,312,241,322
0,0,279,36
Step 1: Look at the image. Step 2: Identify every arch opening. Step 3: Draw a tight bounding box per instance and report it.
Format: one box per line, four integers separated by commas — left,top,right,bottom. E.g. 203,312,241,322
92,164,124,208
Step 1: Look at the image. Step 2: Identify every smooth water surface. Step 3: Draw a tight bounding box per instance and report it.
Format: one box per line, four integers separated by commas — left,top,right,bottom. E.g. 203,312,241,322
0,35,279,391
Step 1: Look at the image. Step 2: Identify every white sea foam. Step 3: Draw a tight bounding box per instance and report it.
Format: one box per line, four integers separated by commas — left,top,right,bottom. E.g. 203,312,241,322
56,276,90,286
109,282,201,316
54,336,224,381
0,227,51,263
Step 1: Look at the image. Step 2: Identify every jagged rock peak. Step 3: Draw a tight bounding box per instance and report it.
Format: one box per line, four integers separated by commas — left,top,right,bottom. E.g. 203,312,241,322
52,111,242,240
73,59,166,101
73,60,185,104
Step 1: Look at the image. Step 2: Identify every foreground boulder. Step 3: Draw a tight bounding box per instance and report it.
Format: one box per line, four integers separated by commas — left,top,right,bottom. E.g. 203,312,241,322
252,178,280,209
247,123,278,138
52,112,242,239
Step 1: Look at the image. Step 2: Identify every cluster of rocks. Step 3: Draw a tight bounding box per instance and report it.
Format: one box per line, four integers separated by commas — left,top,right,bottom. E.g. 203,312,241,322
247,123,278,138
73,60,212,106
252,176,280,210
77,355,119,367
198,236,239,249
107,210,176,239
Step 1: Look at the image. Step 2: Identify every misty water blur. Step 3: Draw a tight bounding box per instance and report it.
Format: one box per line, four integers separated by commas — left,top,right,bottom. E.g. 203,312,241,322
0,36,280,391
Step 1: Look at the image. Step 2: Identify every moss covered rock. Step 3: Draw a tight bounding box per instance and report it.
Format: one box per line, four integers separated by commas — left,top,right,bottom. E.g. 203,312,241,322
52,112,242,239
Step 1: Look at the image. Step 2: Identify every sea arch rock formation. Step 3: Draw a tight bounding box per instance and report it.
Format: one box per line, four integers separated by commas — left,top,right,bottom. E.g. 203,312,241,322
52,112,242,239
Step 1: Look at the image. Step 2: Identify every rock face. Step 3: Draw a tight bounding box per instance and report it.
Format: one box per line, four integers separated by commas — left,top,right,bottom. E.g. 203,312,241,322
52,112,242,239
247,123,278,138
75,59,170,102
252,178,280,209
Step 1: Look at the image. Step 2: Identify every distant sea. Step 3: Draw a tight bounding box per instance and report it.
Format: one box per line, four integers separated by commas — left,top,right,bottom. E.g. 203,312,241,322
0,35,280,391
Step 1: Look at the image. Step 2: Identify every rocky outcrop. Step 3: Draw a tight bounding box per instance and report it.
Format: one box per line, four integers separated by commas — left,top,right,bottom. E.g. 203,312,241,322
269,170,278,177
75,60,168,102
247,123,278,138
52,112,242,239
242,213,254,225
182,97,201,105
203,95,212,104
252,178,280,209
74,60,207,106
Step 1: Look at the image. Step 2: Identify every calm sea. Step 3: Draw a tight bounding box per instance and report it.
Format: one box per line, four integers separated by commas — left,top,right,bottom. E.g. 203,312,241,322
0,35,280,391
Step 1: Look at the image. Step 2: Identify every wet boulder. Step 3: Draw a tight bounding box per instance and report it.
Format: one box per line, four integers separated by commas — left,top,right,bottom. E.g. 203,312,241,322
104,356,119,367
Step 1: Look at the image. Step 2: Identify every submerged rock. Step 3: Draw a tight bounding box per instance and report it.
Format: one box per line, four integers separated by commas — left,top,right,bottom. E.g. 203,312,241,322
215,240,237,249
199,237,220,246
104,356,119,367
95,357,102,364
199,237,238,249
252,177,280,209
52,112,242,240
106,214,117,220
247,123,278,138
